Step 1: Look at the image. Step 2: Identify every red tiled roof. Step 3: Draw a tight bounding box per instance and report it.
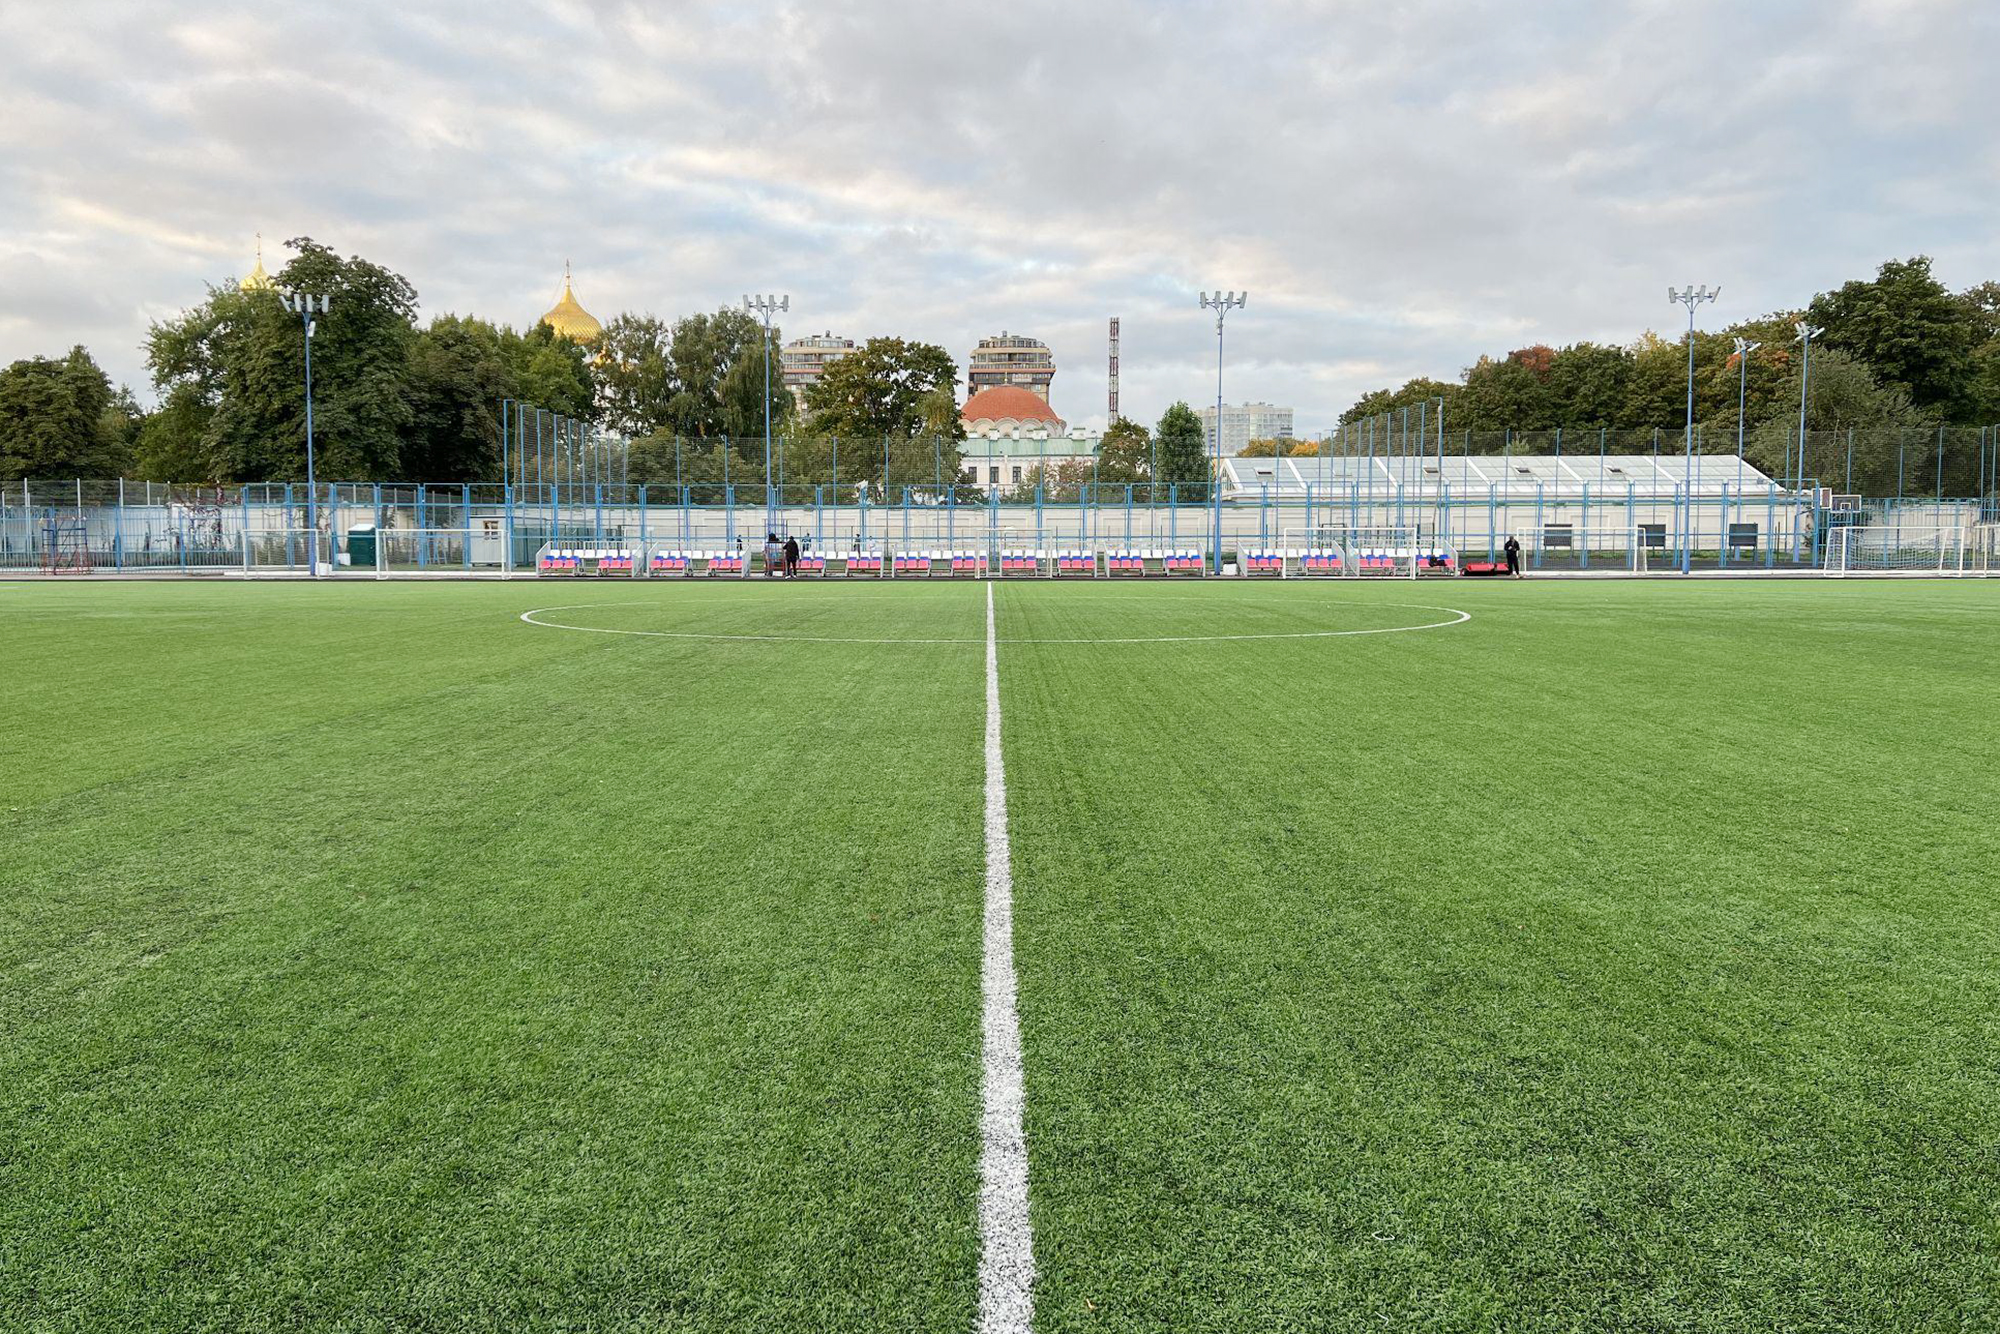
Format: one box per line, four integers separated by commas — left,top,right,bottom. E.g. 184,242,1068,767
961,385,1065,428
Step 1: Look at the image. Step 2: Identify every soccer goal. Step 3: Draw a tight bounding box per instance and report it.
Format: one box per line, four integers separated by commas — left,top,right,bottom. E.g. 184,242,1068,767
242,529,331,577
1822,525,1970,577
373,527,516,577
1969,523,2000,576
1525,525,1660,574
1279,526,1441,578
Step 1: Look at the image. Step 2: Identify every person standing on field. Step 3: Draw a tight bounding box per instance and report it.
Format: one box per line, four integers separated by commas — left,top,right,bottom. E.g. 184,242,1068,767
783,534,800,578
1503,533,1523,578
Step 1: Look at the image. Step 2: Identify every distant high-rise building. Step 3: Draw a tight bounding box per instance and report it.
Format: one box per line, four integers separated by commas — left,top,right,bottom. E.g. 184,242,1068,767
1197,402,1294,456
781,332,855,407
968,332,1055,402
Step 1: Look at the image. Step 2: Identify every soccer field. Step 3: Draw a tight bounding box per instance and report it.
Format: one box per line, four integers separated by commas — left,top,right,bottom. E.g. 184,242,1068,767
4,577,1997,1331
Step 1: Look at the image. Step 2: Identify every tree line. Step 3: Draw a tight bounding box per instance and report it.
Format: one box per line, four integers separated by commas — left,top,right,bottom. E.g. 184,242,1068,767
1340,257,2000,495
0,238,983,487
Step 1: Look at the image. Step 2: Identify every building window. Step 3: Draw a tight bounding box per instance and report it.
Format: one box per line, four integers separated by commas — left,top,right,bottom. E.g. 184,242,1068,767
989,466,1000,483
1011,467,1022,483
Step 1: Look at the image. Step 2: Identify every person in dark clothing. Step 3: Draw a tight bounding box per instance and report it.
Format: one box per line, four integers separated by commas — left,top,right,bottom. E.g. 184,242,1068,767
1503,534,1523,578
783,534,800,578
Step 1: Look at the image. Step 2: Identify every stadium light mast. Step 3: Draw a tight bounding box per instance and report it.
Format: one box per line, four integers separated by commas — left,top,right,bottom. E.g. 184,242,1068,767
1795,322,1823,494
1198,289,1247,574
1669,285,1718,573
1732,337,1760,488
280,289,331,577
745,294,789,532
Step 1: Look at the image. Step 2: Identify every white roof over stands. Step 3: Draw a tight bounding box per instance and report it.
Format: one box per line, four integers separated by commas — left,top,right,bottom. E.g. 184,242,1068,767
1220,453,1783,500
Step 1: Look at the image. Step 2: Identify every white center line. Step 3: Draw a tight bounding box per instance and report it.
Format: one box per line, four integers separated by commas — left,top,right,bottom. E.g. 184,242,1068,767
978,581,1034,1333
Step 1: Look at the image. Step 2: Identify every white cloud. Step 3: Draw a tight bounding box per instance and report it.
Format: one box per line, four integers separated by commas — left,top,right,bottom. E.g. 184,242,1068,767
0,0,1993,434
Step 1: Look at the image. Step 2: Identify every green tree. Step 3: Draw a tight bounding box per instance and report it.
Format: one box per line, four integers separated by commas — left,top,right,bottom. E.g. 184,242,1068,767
1340,378,1459,426
404,315,516,481
133,387,215,482
1459,353,1553,429
1153,401,1209,502
717,328,794,443
1806,257,1982,421
593,314,675,437
1744,345,1934,493
0,347,119,481
655,308,764,439
148,237,420,481
506,322,595,422
1094,415,1151,483
803,336,961,439
801,337,965,498
1545,343,1633,425
999,458,1092,504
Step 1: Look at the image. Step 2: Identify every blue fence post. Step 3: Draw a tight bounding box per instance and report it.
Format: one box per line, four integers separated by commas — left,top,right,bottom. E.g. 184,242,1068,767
1580,482,1591,570
1766,483,1776,569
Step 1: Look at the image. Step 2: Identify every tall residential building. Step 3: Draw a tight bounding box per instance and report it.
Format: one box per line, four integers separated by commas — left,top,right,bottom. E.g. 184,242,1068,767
1196,402,1294,456
968,332,1055,402
780,332,855,407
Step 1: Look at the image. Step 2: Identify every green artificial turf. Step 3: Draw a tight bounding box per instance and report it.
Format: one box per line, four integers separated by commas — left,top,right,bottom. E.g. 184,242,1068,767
1,580,989,1331
997,579,2000,1332
4,576,1998,1331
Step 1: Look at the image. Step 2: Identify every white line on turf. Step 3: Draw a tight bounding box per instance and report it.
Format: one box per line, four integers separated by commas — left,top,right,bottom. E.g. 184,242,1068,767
516,601,1472,644
979,581,1034,1334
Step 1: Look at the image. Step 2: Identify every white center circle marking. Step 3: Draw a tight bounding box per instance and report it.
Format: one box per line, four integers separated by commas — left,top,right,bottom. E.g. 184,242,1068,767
517,599,1473,644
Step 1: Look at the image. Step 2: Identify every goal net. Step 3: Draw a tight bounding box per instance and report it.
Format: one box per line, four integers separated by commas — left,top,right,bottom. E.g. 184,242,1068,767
1970,523,1999,576
1823,525,1969,577
1525,525,1659,573
373,527,515,577
242,529,331,576
1278,526,1436,577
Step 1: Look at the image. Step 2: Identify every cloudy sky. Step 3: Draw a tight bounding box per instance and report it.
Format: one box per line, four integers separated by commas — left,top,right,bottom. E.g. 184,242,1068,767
1,0,1994,432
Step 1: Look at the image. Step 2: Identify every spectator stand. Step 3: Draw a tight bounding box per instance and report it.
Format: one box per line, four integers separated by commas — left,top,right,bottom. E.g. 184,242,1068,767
534,545,637,577
1102,549,1204,577
837,546,886,577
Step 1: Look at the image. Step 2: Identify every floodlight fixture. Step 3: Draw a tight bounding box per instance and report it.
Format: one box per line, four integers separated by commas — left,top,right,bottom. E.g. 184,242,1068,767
1668,283,1719,572
743,294,792,524
278,290,333,575
1196,288,1251,573
1794,324,1824,490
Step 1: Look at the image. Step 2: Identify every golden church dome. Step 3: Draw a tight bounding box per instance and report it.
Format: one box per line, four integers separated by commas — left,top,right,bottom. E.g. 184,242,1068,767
240,234,274,292
540,263,602,342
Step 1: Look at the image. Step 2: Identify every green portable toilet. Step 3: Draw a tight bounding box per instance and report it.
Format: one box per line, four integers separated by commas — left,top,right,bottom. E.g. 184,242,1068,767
346,523,377,570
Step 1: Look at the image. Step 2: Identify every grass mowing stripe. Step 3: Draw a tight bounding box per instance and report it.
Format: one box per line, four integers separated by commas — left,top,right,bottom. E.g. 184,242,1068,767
978,581,1035,1334
1,580,990,1331
999,579,2000,1332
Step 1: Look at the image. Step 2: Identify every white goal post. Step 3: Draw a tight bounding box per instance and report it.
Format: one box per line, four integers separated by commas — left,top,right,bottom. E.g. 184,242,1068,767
1823,524,1971,577
1524,525,1661,574
1277,526,1449,578
373,527,516,578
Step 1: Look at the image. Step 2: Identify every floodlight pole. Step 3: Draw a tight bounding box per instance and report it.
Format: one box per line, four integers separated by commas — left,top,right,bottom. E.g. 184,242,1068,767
1795,322,1822,494
1732,337,1759,489
745,294,789,533
1669,285,1718,573
1199,290,1247,574
282,290,331,577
